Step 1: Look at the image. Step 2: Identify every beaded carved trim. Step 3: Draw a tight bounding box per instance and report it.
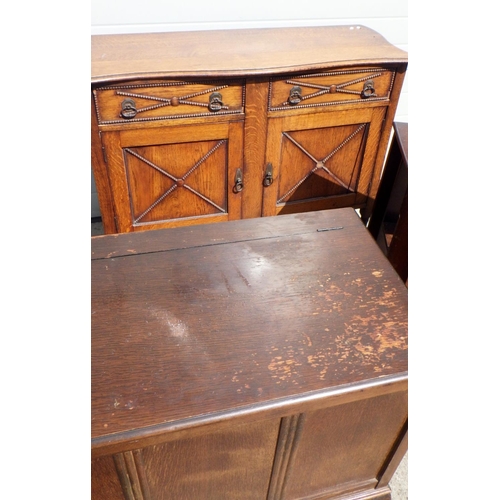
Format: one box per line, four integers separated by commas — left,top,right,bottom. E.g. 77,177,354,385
125,139,227,224
94,80,245,125
98,110,243,125
268,68,395,111
277,123,367,204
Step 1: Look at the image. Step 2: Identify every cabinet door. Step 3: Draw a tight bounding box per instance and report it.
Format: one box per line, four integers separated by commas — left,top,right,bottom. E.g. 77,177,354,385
262,107,386,216
101,121,244,232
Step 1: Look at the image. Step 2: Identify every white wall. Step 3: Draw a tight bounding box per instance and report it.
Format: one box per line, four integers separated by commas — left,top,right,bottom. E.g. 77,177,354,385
91,1,408,217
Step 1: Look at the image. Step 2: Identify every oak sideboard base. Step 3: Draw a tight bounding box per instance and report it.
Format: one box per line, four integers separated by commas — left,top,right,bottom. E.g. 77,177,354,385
91,26,407,234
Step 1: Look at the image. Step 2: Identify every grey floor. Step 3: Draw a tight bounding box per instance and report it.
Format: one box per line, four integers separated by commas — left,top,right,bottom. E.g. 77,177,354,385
91,220,408,500
91,221,105,236
390,453,408,500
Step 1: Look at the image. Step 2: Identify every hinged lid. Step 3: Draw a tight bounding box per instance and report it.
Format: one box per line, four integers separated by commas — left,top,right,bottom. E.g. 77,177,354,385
92,209,408,451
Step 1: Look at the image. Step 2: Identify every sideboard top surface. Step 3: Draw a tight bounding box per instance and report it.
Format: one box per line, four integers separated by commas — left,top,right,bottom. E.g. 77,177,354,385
91,25,408,83
92,209,408,450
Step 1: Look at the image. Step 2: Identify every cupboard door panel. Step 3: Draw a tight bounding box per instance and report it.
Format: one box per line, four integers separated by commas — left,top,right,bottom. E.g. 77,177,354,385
276,124,367,203
262,109,384,216
124,140,228,224
102,122,243,232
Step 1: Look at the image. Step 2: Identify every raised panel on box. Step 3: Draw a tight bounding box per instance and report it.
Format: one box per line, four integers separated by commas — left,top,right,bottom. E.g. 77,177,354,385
262,107,386,216
270,392,408,500
102,121,244,232
105,419,281,500
93,79,245,125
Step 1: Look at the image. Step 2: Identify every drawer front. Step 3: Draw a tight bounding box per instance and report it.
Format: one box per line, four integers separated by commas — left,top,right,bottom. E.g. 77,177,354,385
94,79,245,125
269,67,396,111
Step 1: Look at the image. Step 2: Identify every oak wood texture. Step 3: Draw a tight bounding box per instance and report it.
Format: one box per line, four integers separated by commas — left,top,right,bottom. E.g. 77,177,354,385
91,26,407,234
91,94,117,234
91,26,407,82
92,208,408,499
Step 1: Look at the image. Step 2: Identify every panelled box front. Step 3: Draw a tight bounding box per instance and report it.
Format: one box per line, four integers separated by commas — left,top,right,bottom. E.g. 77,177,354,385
91,391,408,500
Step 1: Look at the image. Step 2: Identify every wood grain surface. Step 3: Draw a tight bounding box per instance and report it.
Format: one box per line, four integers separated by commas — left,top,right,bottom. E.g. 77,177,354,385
92,25,407,82
92,208,407,455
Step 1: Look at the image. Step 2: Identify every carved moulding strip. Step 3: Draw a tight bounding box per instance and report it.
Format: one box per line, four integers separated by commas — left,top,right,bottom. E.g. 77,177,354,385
113,450,152,500
267,413,305,500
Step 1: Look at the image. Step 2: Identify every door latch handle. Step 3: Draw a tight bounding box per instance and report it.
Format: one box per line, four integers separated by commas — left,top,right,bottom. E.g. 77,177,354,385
263,163,273,186
233,168,244,193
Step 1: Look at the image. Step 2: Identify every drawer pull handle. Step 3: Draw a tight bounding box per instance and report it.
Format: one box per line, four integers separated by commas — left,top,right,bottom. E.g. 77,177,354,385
288,86,302,105
120,98,137,119
234,168,244,193
361,80,377,99
263,163,274,186
208,92,224,112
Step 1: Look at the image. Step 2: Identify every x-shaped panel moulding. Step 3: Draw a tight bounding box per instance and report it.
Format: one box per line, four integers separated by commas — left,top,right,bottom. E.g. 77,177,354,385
269,68,393,111
116,84,230,117
124,140,227,223
277,124,366,204
282,71,385,105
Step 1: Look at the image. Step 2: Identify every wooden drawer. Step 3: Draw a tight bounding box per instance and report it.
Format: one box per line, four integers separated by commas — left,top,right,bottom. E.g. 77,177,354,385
268,67,396,112
93,79,245,125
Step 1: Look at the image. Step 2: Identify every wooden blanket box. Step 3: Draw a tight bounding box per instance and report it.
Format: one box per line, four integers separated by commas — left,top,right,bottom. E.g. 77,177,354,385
91,208,408,500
